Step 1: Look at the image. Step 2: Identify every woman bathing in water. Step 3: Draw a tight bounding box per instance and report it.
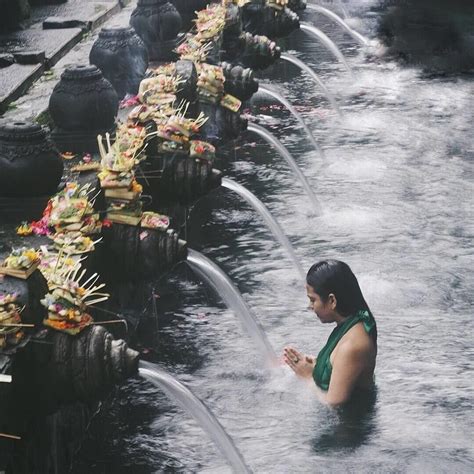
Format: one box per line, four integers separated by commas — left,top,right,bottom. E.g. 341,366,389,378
284,260,377,407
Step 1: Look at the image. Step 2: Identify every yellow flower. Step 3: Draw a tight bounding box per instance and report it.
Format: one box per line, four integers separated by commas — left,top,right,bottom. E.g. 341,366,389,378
24,249,38,262
16,223,33,236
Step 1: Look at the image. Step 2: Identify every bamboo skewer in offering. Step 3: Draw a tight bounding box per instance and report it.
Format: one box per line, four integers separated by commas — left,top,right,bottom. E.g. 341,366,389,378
0,433,21,440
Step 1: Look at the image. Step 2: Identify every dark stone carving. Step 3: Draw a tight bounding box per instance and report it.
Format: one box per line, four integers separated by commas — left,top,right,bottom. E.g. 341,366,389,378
49,65,119,153
141,146,222,204
288,0,306,11
130,0,183,62
241,3,300,38
199,102,247,145
238,32,281,70
90,27,149,99
101,224,187,281
175,59,198,103
220,61,259,101
219,3,281,70
44,325,139,401
172,0,209,31
0,121,63,198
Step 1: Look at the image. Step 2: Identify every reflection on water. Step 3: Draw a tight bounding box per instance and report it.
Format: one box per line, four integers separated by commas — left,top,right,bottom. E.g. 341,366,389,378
72,1,474,472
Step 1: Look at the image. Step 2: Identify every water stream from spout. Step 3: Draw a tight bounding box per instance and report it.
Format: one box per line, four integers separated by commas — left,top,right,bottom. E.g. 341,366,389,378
247,122,322,214
306,5,368,45
139,361,253,473
308,0,348,19
299,22,353,74
187,249,277,363
221,178,306,280
280,52,341,115
257,84,324,158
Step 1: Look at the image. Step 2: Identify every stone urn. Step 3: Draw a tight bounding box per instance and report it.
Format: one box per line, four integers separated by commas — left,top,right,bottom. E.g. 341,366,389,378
49,64,119,153
0,121,63,198
130,0,182,62
90,26,149,99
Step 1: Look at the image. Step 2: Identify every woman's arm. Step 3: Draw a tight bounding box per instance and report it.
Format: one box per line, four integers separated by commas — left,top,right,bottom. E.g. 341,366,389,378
321,340,369,407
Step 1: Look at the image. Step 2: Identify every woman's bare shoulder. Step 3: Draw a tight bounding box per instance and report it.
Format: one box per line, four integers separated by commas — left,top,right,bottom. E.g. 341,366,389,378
338,323,376,355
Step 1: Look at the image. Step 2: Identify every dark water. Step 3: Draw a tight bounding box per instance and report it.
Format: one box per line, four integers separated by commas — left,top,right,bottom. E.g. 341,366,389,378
73,1,474,472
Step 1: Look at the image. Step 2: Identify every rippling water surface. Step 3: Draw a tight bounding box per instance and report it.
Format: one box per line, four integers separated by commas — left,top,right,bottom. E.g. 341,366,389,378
73,1,473,472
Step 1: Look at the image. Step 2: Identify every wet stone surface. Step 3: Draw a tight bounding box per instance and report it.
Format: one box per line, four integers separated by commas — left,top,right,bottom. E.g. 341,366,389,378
0,28,83,64
26,0,119,27
0,63,44,112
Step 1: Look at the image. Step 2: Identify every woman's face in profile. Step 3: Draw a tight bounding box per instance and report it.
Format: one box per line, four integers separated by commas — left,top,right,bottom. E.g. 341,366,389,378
306,284,335,324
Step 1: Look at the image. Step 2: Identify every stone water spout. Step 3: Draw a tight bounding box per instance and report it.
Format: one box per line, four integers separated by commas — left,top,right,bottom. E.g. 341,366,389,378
140,131,223,204
220,62,259,102
11,325,140,404
241,0,300,38
101,224,188,281
219,1,282,70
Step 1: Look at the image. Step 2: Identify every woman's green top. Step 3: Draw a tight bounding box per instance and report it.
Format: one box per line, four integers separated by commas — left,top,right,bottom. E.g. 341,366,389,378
312,310,376,391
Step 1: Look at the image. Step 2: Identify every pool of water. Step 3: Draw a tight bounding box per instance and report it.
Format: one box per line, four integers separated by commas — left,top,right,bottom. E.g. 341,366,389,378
72,1,474,472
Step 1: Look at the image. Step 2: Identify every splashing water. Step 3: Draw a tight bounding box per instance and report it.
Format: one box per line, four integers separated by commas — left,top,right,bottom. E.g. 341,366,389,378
257,84,324,158
280,52,341,115
187,249,277,363
221,178,306,280
306,5,368,45
247,122,322,214
139,361,253,473
300,22,353,74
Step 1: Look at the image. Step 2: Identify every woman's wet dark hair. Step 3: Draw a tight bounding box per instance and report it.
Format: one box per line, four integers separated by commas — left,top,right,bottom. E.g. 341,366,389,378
306,260,373,318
